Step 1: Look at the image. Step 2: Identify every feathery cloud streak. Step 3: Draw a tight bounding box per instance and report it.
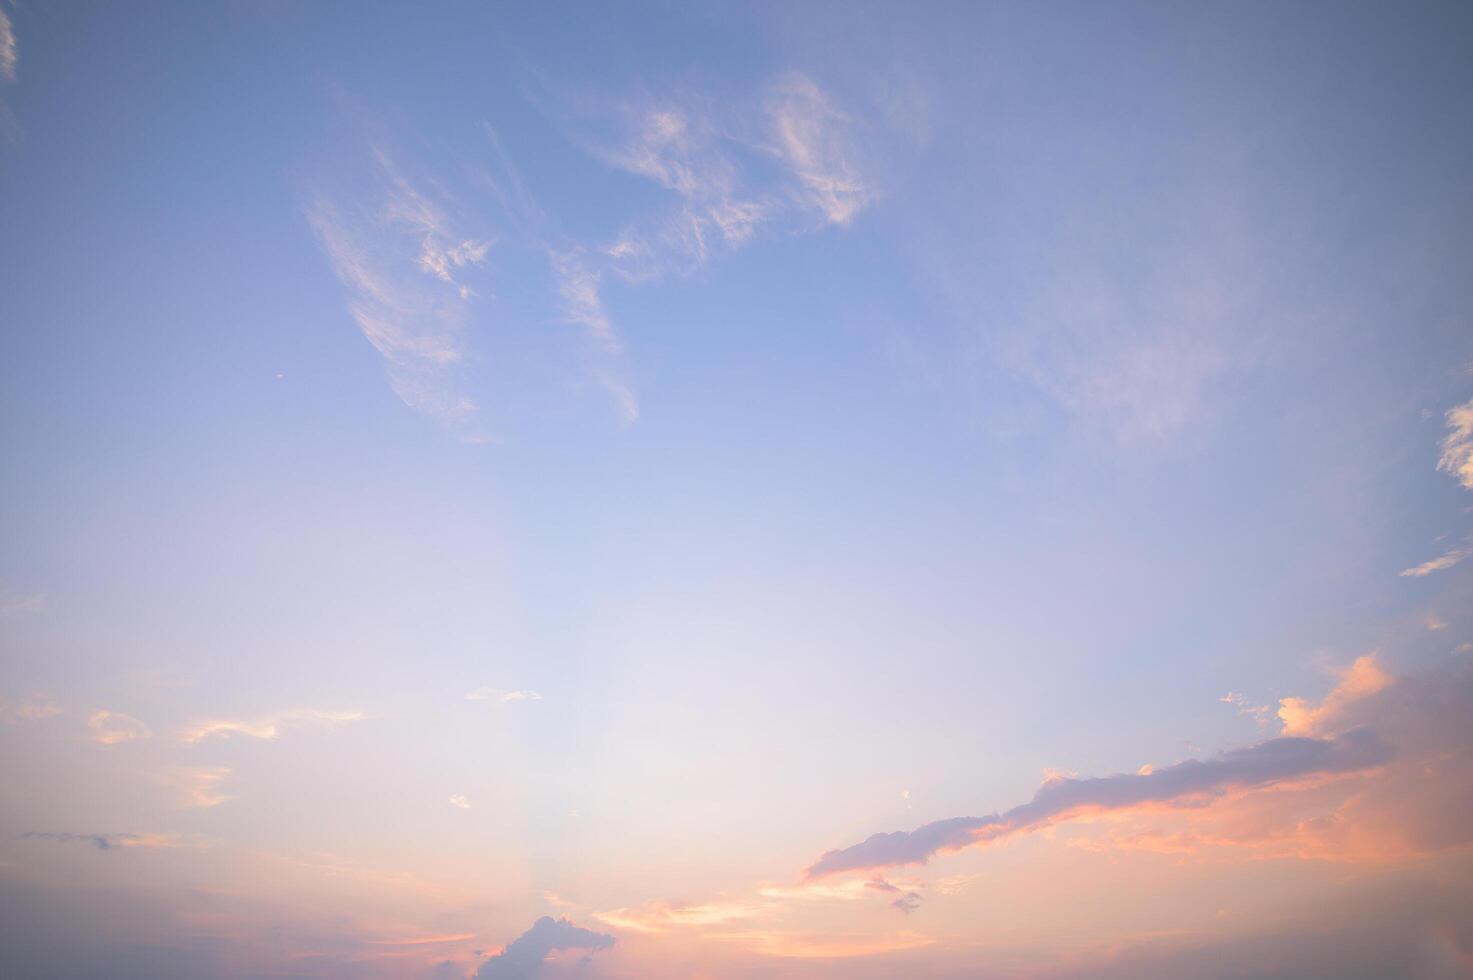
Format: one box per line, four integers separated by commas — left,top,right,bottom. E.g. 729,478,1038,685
308,151,489,425
179,709,365,744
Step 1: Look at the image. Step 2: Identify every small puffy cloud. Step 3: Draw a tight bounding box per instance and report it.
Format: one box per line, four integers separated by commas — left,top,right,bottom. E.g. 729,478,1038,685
1,695,61,724
1437,397,1473,491
465,687,542,704
449,794,471,809
475,916,614,979
179,709,365,745
87,710,151,745
1277,655,1393,737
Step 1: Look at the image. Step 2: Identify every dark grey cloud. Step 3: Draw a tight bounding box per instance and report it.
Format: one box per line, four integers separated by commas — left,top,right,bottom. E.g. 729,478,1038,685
475,916,615,979
806,728,1394,878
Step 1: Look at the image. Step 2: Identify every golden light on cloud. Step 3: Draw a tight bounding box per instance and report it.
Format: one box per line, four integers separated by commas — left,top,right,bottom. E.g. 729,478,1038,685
87,709,151,745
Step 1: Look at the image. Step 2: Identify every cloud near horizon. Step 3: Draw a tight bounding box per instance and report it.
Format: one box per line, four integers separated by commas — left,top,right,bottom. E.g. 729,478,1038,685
806,655,1473,880
178,709,365,745
475,916,614,979
805,728,1395,878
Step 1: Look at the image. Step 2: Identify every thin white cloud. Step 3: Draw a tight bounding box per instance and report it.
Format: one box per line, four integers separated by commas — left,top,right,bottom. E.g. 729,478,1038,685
0,8,16,85
1218,691,1272,726
308,150,490,426
156,766,232,808
766,73,873,227
0,589,45,617
465,687,542,704
1438,398,1473,491
179,709,366,745
1399,542,1470,578
87,710,151,745
448,794,471,809
0,695,61,723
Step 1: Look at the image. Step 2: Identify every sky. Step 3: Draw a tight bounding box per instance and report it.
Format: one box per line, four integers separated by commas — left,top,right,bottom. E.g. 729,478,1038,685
2,1,1473,977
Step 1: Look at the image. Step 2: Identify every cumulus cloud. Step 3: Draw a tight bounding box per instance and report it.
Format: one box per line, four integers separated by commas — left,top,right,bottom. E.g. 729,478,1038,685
475,916,614,979
1438,397,1473,491
1277,654,1393,736
449,794,471,809
87,710,151,745
465,687,542,704
805,728,1393,879
178,709,365,745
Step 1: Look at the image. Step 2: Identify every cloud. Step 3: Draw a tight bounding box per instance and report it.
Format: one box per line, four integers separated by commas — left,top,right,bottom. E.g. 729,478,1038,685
865,877,922,914
0,8,15,84
22,832,187,851
449,794,471,809
178,709,365,745
1400,542,1471,578
0,695,61,724
766,74,873,227
1218,691,1272,726
308,150,489,426
87,710,151,745
465,687,542,704
1277,654,1394,736
0,589,45,617
804,728,1393,879
1438,397,1473,491
155,767,232,808
475,917,614,979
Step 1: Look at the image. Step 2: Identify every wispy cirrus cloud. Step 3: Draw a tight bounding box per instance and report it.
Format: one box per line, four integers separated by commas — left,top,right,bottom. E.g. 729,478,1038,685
0,8,14,85
87,710,151,745
178,709,366,745
465,687,542,704
308,149,490,427
1399,541,1470,578
766,73,873,228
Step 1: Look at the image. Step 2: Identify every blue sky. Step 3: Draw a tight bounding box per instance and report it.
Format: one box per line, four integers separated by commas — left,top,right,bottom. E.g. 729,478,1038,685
3,2,1473,977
